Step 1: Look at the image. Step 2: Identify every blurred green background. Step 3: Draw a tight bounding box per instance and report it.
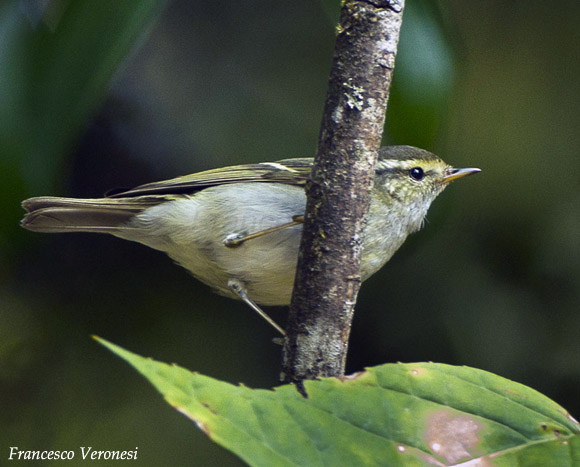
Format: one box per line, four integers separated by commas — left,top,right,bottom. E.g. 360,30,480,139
1,0,579,465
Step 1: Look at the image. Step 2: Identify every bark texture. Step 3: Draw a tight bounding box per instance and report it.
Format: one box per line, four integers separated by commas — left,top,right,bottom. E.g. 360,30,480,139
283,0,405,384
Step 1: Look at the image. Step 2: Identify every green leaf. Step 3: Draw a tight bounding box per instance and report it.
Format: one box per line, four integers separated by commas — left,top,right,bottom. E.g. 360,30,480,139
388,2,455,148
97,337,580,466
1,0,167,173
0,0,167,244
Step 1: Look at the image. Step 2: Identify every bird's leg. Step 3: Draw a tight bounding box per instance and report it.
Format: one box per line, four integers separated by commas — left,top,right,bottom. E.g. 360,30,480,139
227,278,286,336
223,215,304,248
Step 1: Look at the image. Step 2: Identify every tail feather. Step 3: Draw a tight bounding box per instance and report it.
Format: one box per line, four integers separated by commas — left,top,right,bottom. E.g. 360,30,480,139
21,196,158,234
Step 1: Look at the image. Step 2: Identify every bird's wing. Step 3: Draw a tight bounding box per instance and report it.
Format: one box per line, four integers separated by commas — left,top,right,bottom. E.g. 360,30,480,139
108,158,313,198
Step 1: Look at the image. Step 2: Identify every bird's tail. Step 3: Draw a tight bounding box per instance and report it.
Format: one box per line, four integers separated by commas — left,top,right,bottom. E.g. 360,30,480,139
21,196,160,234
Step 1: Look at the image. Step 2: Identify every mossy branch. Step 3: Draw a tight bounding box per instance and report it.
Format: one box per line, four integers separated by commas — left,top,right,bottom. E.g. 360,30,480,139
283,0,405,384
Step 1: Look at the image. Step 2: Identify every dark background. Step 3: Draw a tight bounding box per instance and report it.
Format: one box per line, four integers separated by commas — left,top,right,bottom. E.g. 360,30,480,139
2,1,579,465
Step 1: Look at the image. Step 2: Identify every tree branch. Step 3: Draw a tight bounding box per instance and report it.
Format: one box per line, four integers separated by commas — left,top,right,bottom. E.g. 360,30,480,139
282,0,405,383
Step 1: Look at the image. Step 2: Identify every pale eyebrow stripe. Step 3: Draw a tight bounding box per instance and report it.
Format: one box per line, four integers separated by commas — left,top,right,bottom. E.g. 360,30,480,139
375,161,442,177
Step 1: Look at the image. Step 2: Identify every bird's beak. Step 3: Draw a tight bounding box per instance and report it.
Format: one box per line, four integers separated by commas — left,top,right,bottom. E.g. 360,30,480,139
443,167,481,183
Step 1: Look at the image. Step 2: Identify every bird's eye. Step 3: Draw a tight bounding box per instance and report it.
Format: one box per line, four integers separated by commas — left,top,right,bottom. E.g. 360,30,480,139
409,167,425,181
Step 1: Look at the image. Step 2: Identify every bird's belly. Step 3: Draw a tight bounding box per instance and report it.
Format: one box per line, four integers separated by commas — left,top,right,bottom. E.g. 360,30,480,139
169,226,301,306
132,185,306,306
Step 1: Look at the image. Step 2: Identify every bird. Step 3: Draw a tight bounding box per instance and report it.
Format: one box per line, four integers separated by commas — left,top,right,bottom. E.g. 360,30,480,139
21,145,480,335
